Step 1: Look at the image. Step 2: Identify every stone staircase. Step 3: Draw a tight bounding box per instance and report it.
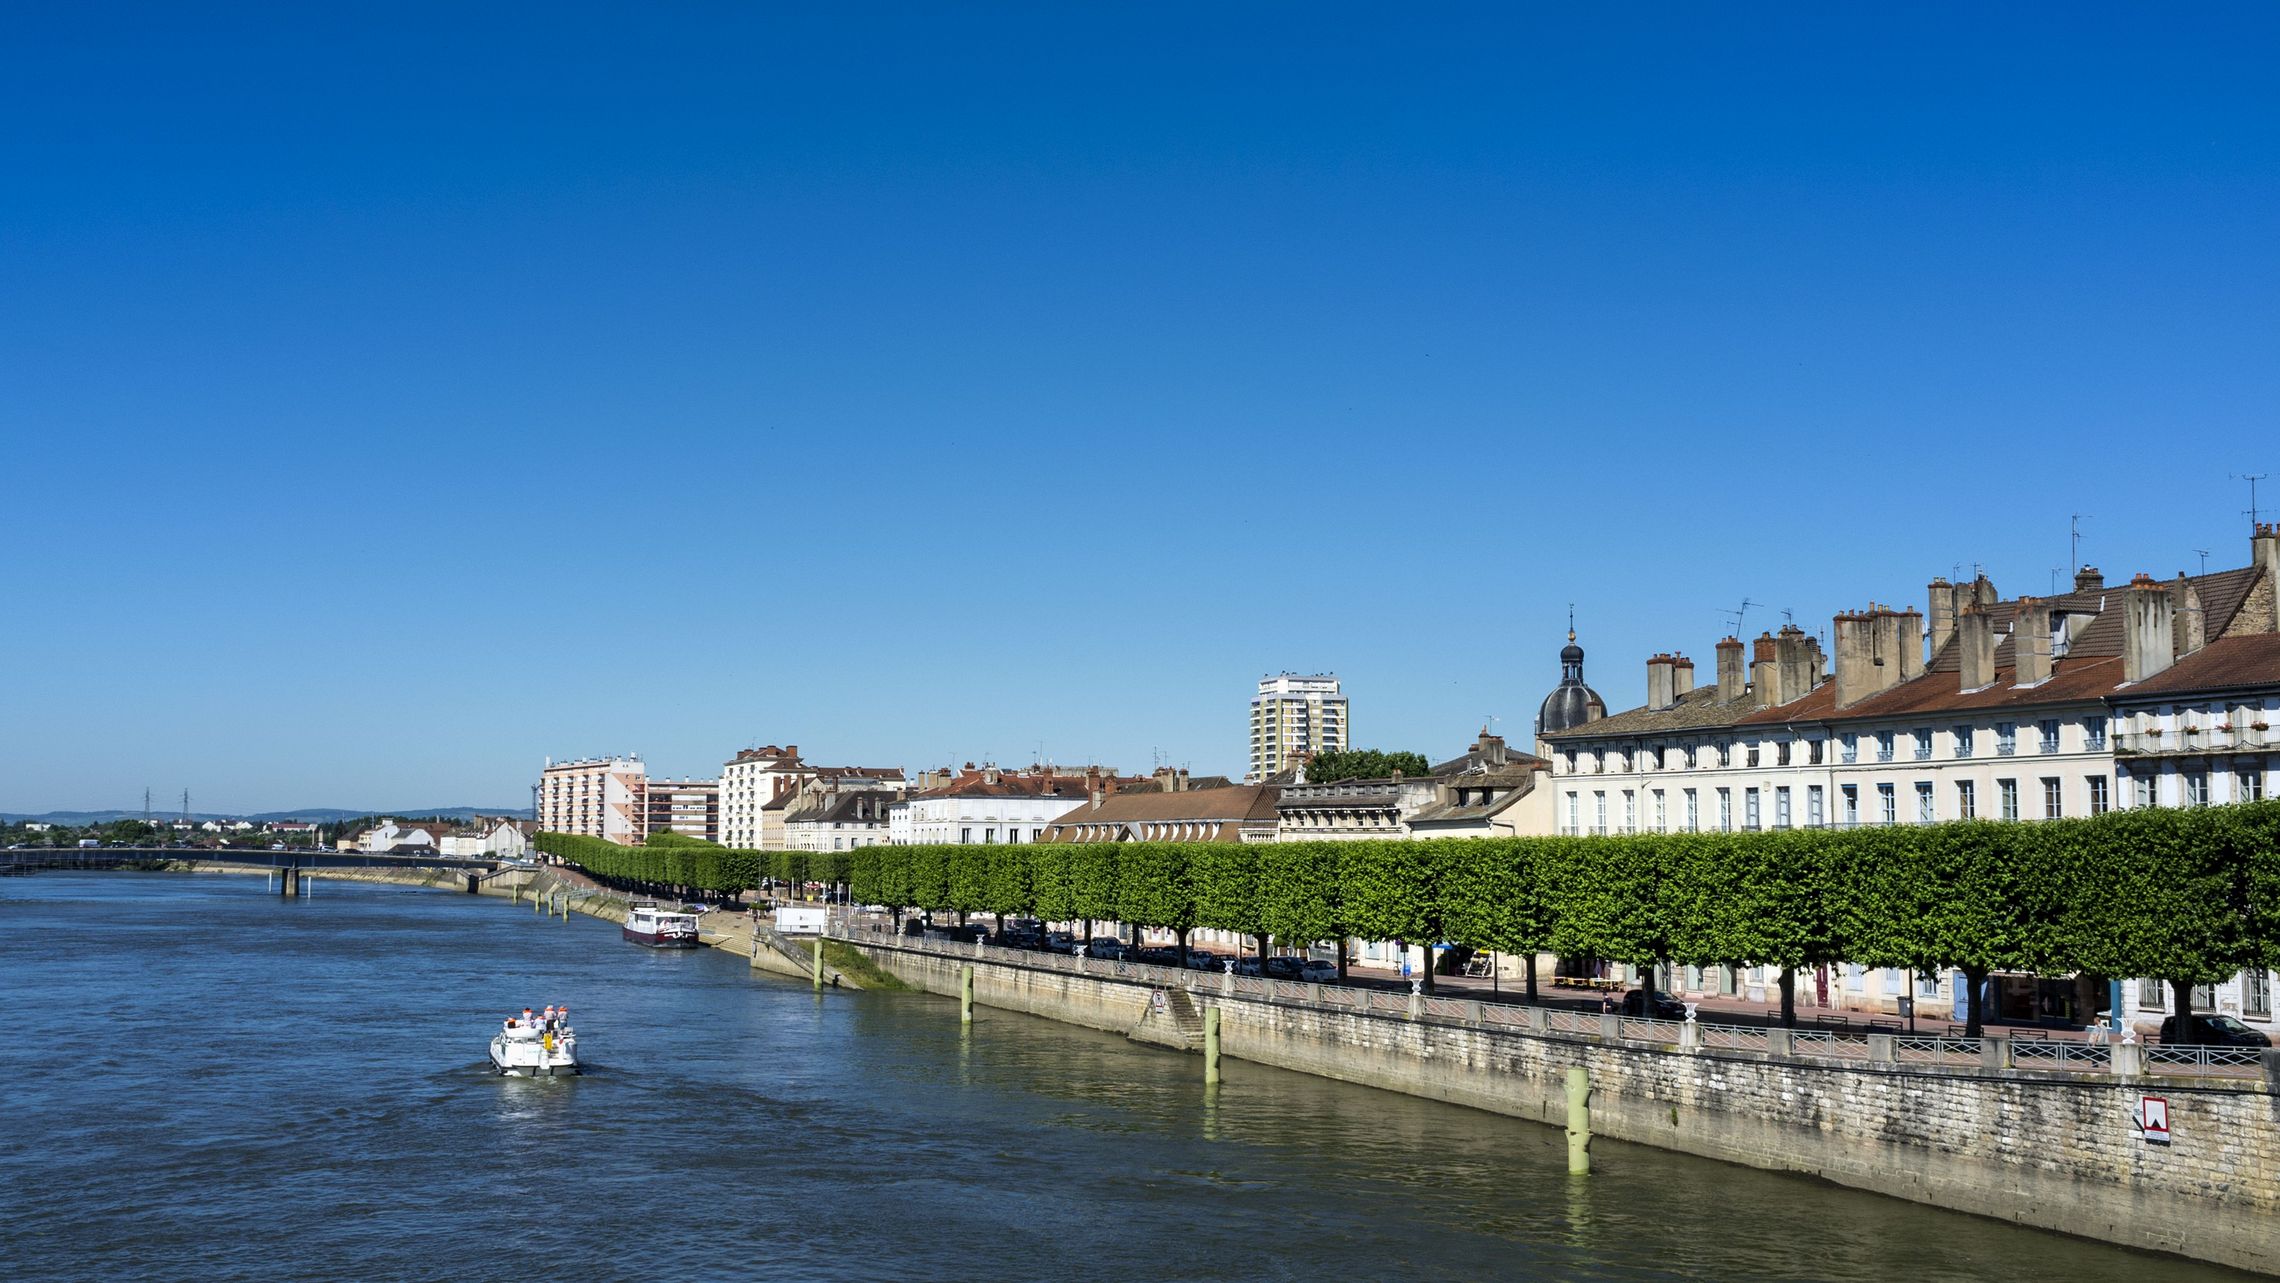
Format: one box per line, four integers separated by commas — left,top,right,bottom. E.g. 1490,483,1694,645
1129,984,1206,1052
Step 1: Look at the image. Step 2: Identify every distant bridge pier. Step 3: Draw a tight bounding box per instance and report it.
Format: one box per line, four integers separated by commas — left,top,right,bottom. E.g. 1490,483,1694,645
279,865,300,898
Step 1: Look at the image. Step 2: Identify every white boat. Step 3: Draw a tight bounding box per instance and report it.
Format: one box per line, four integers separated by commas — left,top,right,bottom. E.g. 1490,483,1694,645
624,902,701,948
489,1009,579,1076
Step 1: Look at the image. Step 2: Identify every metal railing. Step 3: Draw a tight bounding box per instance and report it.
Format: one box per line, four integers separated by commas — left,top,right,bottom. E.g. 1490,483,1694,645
834,924,2271,1082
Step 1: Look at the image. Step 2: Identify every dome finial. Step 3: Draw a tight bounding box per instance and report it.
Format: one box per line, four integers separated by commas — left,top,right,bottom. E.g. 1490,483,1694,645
1567,602,1575,643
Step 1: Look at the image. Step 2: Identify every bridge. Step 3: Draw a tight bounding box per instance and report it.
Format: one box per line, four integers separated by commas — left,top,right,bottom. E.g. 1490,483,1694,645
0,847,512,895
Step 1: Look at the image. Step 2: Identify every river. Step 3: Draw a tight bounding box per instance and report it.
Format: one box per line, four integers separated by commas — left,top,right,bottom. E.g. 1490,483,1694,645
0,872,2247,1282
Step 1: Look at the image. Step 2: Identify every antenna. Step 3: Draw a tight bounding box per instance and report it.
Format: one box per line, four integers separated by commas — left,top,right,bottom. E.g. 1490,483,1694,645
1719,598,1759,636
2234,472,2269,528
1780,608,1795,627
2069,514,2092,573
2194,548,2212,576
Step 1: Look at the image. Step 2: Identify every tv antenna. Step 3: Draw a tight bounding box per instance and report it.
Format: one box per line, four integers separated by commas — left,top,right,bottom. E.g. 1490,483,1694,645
2233,472,2269,527
1719,598,1759,636
2194,548,2212,576
1779,608,1795,627
2070,514,2092,573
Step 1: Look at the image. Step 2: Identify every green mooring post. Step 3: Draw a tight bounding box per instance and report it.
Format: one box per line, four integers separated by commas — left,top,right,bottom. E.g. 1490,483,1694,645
960,964,975,1023
1203,1006,1222,1085
1565,1066,1592,1176
811,937,825,991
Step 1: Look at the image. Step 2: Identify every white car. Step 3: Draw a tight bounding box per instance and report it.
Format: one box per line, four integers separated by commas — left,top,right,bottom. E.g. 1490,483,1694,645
1298,960,1339,983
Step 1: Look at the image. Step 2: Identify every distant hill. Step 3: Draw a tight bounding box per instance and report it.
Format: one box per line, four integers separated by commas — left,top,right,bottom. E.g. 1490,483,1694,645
2,806,534,825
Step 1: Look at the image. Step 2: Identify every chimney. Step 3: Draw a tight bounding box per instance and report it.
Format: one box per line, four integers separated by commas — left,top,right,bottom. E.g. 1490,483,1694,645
1749,633,1778,709
2074,565,2105,593
1958,604,1998,690
2124,574,2176,682
1927,577,1956,657
1086,765,1105,810
2172,575,2205,657
1715,636,1746,702
786,745,798,761
1646,653,1677,711
1832,610,1898,709
2014,596,2052,686
1670,654,1695,698
2254,523,2280,631
1895,607,1924,681
1176,767,1190,792
1774,625,1814,706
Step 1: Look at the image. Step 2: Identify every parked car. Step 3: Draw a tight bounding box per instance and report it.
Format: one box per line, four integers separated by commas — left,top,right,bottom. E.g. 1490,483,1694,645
2159,1014,2273,1047
994,929,1045,951
1132,946,1182,967
1082,937,1127,960
1262,957,1306,981
1184,950,1226,972
936,924,989,944
1233,957,1264,977
1618,990,1690,1020
899,918,929,936
1043,931,1078,955
1298,960,1339,983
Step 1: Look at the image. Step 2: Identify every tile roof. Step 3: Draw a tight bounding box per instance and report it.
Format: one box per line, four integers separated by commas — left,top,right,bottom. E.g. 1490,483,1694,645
2117,633,2280,699
1541,684,1756,740
1040,784,1280,827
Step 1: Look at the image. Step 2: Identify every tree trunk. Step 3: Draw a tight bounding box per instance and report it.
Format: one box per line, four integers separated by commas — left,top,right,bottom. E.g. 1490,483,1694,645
1524,951,1539,1004
1254,933,1269,966
1336,937,1351,981
1962,966,1989,1038
1778,967,1797,1028
1176,927,1190,969
1638,959,1657,1012
1421,944,1437,994
2172,978,2196,1041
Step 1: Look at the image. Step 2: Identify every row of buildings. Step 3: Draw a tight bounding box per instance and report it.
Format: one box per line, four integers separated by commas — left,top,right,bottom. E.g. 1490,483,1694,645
534,526,2280,1034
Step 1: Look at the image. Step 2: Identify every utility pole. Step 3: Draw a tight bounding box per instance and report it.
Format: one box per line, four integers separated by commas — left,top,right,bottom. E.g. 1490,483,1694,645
181,789,190,825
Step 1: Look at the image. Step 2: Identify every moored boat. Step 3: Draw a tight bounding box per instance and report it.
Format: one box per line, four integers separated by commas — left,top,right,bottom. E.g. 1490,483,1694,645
489,1005,579,1076
624,902,701,948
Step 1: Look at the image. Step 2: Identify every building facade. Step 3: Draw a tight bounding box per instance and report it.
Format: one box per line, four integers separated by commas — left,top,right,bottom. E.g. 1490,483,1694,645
781,771,909,852
643,778,720,843
719,745,809,848
537,756,649,844
886,764,1133,845
1274,730,1554,841
1040,777,1282,844
1540,526,2280,1030
1249,673,1348,782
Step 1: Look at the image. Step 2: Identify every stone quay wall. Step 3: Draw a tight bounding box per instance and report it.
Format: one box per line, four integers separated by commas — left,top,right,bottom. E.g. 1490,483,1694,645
852,936,2280,1276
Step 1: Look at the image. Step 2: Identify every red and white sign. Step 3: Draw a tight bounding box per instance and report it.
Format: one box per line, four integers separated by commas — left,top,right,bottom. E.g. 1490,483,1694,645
2139,1095,2171,1146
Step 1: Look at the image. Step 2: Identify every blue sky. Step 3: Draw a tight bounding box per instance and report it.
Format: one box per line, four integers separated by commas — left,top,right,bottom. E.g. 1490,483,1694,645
4,5,2277,812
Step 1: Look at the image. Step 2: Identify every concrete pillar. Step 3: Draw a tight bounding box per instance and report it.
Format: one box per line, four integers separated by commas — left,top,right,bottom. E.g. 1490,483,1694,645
1203,1006,1222,1085
1867,1032,1896,1064
1599,1012,1622,1042
1766,1027,1793,1056
1467,1000,1485,1025
1981,1034,2012,1071
2113,1041,2145,1079
1526,1005,1550,1033
1679,1021,1702,1053
960,964,974,1024
1565,1066,1592,1175
811,937,824,991
280,866,299,898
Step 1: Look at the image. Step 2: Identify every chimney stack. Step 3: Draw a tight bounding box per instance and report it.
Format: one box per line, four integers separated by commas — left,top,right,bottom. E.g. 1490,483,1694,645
1715,637,1746,702
1749,633,1779,709
2074,566,2105,593
2254,523,2280,605
1895,607,1924,681
1774,625,1815,706
1671,654,1695,698
1927,577,1956,658
2014,596,2052,686
2171,574,2206,657
1832,609,1904,709
1958,604,1998,691
1086,765,1105,810
2123,574,2177,682
1646,654,1677,712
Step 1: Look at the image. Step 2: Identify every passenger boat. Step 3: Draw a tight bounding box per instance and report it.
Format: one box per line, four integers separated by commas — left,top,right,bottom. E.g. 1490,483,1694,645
623,902,701,948
489,1006,579,1077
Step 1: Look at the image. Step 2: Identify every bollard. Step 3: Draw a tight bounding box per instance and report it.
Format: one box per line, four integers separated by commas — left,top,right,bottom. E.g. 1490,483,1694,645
811,937,825,992
1204,1006,1222,1085
960,964,975,1024
1566,1066,1592,1175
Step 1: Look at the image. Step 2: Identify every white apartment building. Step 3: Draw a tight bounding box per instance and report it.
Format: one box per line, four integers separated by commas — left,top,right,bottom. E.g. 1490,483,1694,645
537,756,647,844
1542,526,2280,1033
886,765,1104,845
1250,673,1347,782
780,770,909,853
719,745,808,848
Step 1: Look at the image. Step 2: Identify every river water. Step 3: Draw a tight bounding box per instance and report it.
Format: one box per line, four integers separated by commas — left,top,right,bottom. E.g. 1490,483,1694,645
0,873,2246,1283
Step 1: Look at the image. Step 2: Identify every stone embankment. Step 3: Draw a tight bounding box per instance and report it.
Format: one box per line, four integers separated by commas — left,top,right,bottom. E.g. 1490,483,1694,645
845,929,2280,1278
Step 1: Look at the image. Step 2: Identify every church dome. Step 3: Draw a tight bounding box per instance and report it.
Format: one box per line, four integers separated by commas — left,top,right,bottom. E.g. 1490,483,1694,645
1537,630,1607,736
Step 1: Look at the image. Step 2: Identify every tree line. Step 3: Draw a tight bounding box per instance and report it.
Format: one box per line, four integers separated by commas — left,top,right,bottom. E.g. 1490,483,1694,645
533,831,851,899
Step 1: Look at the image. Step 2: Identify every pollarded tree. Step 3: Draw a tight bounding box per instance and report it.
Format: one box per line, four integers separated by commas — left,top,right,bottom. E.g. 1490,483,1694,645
1438,838,1554,1002
1117,842,1197,958
1068,844,1120,942
984,843,1035,934
2056,806,2253,1033
1544,834,1671,1003
1257,841,1343,973
1340,839,1448,992
1301,748,1433,783
1195,840,1262,963
907,845,951,920
946,845,991,925
1029,843,1078,932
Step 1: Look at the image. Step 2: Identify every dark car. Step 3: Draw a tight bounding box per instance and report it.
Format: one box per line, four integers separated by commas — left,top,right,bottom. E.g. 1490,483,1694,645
899,918,928,936
1619,990,1690,1020
1184,950,1226,972
1232,957,1264,977
932,924,988,944
1132,946,1182,967
1043,931,1078,955
993,929,1045,950
1262,957,1306,981
1082,938,1128,960
2160,1014,2273,1047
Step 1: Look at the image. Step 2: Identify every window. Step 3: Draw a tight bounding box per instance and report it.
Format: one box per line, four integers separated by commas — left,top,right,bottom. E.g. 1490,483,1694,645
1876,731,1896,763
1807,785,1824,827
1594,791,1607,833
2084,715,2107,751
960,826,973,843
1878,783,1896,825
1744,788,1761,831
2042,778,2062,820
2184,772,2212,806
1718,788,1733,832
2087,776,2110,815
2134,774,2155,809
1746,745,1761,768
1956,779,1976,819
1809,738,1824,765
1954,725,1975,757
2250,969,2274,1019
1562,751,1576,774
2039,719,2061,753
1916,782,1935,823
983,827,996,844
1683,789,1699,832
1914,729,1933,761
1653,789,1667,831
1997,722,2017,756
1999,779,2019,821
1842,785,1859,826
2242,770,2266,803
1684,746,1699,770
2139,978,2166,1010
1565,792,1579,833
1841,733,1859,764
1623,790,1637,832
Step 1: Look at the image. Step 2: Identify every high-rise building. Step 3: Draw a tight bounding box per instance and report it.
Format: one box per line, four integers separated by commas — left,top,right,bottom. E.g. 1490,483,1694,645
1249,673,1347,781
643,778,720,843
537,756,647,844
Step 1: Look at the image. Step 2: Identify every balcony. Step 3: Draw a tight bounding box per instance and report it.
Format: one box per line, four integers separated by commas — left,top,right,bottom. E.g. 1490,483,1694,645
1876,749,1895,763
1914,747,1933,761
1996,743,2017,757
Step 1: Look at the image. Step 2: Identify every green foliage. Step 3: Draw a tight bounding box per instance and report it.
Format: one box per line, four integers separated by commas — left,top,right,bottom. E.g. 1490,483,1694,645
1302,749,1432,782
533,831,761,896
1116,843,1196,936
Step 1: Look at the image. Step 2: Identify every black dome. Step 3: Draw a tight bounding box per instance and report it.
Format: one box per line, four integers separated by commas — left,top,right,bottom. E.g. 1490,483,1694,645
1537,631,1607,736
